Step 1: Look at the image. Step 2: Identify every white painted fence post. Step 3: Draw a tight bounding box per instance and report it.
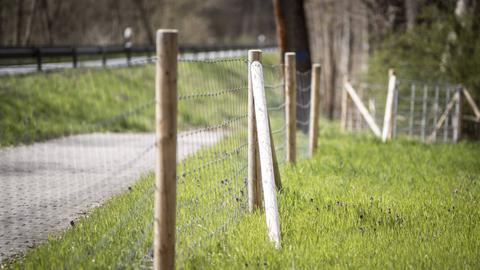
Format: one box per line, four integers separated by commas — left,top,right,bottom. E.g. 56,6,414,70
382,69,396,142
251,61,282,249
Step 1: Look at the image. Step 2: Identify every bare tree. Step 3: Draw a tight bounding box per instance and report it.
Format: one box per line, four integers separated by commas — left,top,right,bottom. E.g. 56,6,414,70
16,0,24,45
132,0,154,45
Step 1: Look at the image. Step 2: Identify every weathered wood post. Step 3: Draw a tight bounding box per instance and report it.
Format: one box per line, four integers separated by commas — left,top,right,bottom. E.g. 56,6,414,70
444,87,451,142
421,85,428,142
285,52,296,163
392,85,399,138
408,84,416,137
432,85,440,142
154,29,178,270
308,64,321,157
248,50,263,211
453,85,463,142
251,61,282,249
382,68,396,142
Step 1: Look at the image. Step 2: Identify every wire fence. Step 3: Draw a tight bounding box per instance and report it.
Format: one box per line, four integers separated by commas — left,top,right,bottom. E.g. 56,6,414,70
296,69,313,159
343,79,464,143
0,48,294,268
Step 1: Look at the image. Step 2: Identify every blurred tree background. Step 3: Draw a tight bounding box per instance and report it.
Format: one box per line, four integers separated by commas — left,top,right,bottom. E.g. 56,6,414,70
0,0,479,114
0,0,277,45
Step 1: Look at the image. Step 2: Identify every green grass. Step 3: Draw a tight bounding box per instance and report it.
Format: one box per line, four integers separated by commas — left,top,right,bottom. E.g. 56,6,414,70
0,54,279,146
4,122,480,269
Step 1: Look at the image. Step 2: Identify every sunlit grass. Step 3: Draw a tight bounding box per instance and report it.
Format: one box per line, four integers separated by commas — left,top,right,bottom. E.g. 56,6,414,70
5,122,480,269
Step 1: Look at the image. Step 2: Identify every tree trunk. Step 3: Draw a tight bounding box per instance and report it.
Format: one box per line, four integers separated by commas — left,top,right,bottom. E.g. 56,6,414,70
41,0,53,45
272,0,312,131
132,0,154,45
405,0,418,31
16,0,24,46
23,0,37,46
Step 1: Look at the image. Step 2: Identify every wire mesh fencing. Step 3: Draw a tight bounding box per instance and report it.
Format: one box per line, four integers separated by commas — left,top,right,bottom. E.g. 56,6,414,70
1,43,322,269
342,79,460,143
296,69,312,159
0,58,159,267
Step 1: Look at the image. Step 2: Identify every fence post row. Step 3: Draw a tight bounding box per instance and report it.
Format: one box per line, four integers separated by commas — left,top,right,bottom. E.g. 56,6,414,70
308,64,321,157
154,29,178,270
382,68,396,142
251,61,282,249
248,50,263,212
285,52,296,163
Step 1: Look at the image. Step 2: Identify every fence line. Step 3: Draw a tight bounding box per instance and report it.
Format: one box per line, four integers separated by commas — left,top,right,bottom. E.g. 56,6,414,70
341,73,480,143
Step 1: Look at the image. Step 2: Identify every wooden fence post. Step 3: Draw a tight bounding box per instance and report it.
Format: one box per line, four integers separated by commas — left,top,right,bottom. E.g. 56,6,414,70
308,64,321,157
453,85,463,142
421,85,428,142
285,52,296,164
432,85,440,142
248,50,263,211
408,84,416,137
392,86,399,138
444,87,451,142
251,61,282,249
344,81,382,137
154,29,178,270
382,69,396,142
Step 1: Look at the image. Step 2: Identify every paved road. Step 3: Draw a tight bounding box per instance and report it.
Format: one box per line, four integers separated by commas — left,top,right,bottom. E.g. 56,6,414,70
0,131,224,260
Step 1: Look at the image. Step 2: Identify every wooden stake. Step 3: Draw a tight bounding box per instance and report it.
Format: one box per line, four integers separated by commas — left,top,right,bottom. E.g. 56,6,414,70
453,85,463,142
154,29,178,270
344,81,382,137
392,86,399,138
444,87,451,142
408,84,416,137
251,61,282,249
285,52,296,164
381,69,396,142
462,88,480,121
308,64,321,157
248,50,263,211
421,85,428,142
432,85,440,142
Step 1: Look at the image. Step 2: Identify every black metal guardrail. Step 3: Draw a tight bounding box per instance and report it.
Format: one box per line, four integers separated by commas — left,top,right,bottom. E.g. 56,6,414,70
0,43,276,71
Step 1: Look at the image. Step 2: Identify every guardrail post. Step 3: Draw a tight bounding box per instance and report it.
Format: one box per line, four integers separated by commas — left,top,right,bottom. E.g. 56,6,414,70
154,29,178,270
248,50,263,211
285,52,296,164
72,47,78,68
101,46,107,67
36,48,42,71
308,64,321,157
126,47,132,66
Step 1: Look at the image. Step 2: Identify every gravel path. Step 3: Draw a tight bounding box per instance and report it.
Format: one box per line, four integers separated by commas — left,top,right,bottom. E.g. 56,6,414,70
0,131,224,260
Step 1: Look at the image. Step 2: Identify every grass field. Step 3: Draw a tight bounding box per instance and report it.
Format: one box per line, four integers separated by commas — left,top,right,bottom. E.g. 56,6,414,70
4,122,480,269
0,54,279,147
